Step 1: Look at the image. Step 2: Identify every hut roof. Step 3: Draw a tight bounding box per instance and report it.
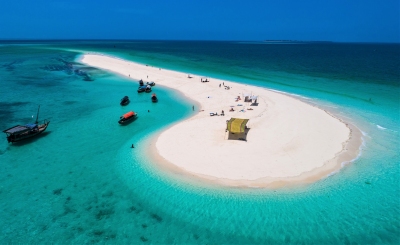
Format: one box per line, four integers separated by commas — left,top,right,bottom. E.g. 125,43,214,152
226,118,249,134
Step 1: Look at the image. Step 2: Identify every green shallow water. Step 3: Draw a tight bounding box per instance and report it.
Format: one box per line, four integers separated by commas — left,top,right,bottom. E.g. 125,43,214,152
0,41,399,244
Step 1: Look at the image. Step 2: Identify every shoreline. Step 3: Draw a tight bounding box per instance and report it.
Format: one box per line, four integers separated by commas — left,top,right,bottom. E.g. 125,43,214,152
79,53,362,188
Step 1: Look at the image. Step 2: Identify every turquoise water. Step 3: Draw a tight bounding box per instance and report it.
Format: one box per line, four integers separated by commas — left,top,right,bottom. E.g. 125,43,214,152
0,41,399,244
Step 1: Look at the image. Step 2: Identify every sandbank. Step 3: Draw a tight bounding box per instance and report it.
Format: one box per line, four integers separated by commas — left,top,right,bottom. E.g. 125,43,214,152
80,53,362,188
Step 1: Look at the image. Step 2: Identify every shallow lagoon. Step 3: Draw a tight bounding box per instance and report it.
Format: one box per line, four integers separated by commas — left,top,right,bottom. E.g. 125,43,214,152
0,41,399,244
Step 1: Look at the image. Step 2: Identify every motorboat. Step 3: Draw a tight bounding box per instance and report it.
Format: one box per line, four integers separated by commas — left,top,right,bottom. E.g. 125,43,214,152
138,85,147,93
146,81,155,86
139,79,144,86
118,111,137,125
151,93,158,102
120,96,130,106
145,85,152,93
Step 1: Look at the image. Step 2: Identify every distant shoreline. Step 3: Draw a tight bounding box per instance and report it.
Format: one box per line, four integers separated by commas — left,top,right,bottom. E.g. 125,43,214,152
263,40,333,43
80,53,362,188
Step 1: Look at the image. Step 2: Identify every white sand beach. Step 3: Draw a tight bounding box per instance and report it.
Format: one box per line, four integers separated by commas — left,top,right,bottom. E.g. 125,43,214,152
81,54,361,187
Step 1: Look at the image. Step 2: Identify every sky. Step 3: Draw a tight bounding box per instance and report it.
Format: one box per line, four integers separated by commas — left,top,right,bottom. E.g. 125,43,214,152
0,0,399,42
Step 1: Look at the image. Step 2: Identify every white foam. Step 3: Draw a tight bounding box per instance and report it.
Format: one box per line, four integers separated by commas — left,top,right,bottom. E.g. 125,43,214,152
376,125,386,130
361,130,368,137
327,170,339,177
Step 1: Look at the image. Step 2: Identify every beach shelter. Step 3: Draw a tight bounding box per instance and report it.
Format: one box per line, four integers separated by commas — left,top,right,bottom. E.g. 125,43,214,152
226,118,249,141
243,93,252,102
250,95,258,104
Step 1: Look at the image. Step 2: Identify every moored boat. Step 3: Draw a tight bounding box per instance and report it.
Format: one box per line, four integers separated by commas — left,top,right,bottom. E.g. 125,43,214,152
151,93,158,102
3,106,50,143
146,81,155,86
118,111,137,124
139,79,144,86
138,85,147,93
120,96,130,106
145,85,152,93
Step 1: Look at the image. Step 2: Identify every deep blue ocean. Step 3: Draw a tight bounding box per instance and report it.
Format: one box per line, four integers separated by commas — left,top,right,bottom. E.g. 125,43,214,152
0,41,399,244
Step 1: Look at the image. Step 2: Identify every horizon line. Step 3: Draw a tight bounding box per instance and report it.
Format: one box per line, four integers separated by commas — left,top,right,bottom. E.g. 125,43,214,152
0,38,399,44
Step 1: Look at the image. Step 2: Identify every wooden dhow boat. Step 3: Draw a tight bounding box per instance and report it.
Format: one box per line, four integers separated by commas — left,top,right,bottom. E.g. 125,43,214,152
3,105,50,143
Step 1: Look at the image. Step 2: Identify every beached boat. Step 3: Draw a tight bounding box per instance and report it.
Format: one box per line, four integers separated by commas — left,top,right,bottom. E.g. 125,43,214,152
146,81,156,86
145,85,152,93
151,93,158,102
138,85,147,93
120,96,130,106
3,106,50,143
118,111,137,124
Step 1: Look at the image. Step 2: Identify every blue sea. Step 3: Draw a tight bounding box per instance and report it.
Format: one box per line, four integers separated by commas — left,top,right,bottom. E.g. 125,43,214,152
0,40,399,244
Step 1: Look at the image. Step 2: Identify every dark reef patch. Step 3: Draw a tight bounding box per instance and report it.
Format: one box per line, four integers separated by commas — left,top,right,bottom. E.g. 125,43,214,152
40,57,96,81
73,226,84,233
92,230,105,236
127,206,137,213
40,225,48,232
95,208,115,220
63,101,77,105
1,59,25,72
0,101,31,128
150,213,163,223
101,190,113,197
53,188,63,195
63,204,77,215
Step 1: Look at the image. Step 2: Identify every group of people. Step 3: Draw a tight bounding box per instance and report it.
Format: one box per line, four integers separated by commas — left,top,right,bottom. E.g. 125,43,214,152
210,110,225,116
218,82,231,90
